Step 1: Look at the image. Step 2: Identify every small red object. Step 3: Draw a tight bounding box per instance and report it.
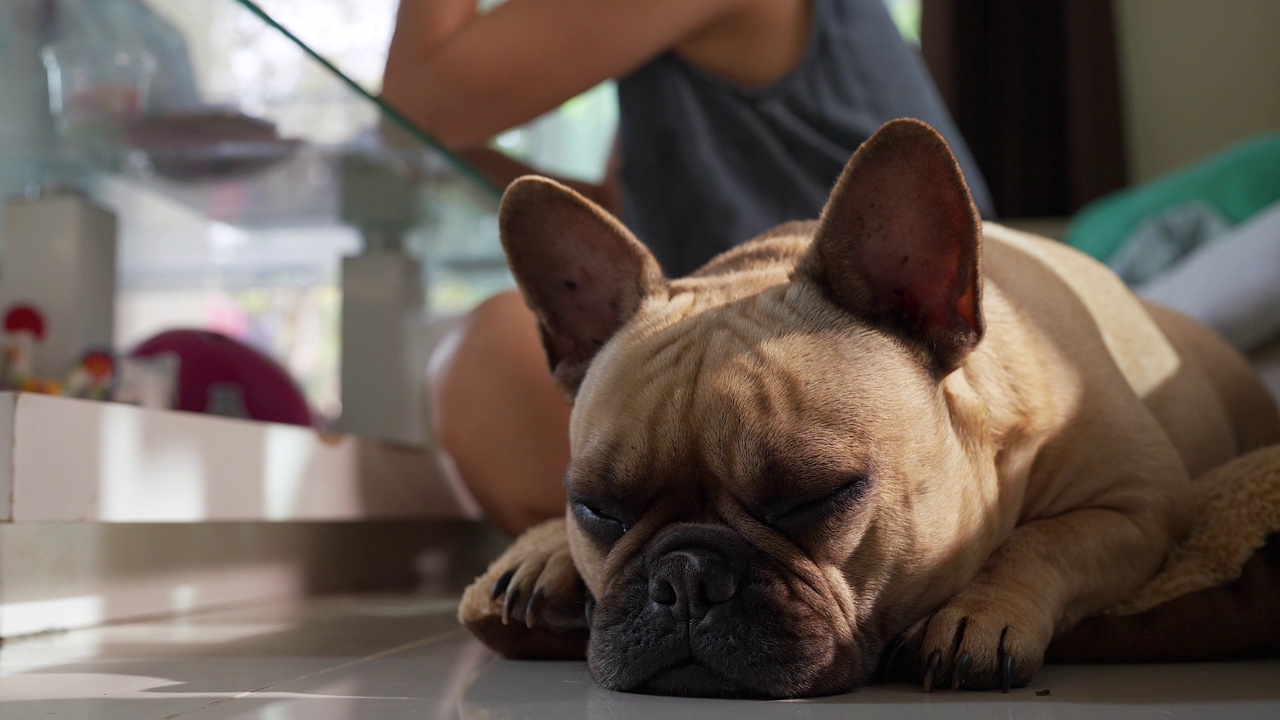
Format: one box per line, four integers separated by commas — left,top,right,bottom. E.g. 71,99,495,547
81,350,116,381
4,305,46,340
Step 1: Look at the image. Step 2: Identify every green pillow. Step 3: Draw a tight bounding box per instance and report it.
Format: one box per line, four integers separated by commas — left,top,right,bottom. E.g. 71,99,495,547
1066,134,1280,261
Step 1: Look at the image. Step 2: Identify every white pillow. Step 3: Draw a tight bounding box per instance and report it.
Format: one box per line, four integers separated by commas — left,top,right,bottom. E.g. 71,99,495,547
1140,199,1280,353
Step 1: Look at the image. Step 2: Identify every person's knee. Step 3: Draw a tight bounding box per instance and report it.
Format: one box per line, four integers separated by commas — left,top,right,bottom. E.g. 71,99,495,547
426,291,570,534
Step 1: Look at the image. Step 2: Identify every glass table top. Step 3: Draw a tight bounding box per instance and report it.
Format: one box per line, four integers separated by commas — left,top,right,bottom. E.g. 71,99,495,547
0,0,540,418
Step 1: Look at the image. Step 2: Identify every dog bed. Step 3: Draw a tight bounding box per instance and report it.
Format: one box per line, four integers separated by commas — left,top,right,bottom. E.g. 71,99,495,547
1047,444,1280,662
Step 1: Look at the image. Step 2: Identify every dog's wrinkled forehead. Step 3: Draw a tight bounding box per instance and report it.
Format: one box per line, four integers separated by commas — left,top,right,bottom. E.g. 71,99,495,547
565,288,926,510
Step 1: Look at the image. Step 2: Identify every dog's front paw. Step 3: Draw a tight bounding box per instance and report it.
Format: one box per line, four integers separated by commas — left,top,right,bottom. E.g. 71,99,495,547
901,584,1054,692
459,518,589,660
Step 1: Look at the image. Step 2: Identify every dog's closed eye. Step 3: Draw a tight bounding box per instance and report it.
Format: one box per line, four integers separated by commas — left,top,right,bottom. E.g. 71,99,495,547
762,475,870,534
571,499,629,543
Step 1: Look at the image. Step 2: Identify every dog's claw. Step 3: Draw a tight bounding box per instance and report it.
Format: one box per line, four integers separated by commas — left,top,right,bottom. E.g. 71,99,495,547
879,638,906,684
491,569,515,601
501,586,522,626
951,652,972,690
1001,654,1016,693
525,589,546,630
922,649,941,693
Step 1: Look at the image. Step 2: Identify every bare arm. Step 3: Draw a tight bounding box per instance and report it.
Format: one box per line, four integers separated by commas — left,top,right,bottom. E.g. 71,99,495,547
381,0,745,149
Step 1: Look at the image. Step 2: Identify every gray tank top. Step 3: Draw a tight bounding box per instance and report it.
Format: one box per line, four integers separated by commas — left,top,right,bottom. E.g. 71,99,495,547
616,0,995,277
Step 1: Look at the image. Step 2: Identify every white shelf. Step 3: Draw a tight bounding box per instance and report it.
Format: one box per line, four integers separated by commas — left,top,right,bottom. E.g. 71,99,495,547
0,392,479,524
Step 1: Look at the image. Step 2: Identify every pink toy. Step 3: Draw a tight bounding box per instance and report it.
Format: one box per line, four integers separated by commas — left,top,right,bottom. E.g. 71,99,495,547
130,329,313,427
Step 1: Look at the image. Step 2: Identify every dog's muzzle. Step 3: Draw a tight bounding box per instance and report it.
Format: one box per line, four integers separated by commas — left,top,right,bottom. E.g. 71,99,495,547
586,520,875,698
628,525,756,696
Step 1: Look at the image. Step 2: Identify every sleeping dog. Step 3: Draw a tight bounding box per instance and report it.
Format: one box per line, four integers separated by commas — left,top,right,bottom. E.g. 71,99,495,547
458,119,1280,697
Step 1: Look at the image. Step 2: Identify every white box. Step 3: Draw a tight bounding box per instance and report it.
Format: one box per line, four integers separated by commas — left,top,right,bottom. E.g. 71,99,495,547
338,250,428,445
0,191,117,379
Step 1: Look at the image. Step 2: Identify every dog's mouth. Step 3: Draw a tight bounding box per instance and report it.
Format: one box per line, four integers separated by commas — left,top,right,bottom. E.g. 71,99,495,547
635,660,757,698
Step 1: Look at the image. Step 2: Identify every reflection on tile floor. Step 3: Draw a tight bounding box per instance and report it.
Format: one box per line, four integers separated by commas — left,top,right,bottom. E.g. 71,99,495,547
2,595,1278,719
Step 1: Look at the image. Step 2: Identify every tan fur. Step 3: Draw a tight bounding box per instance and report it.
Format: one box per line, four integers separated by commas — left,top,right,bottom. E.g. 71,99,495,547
460,120,1280,696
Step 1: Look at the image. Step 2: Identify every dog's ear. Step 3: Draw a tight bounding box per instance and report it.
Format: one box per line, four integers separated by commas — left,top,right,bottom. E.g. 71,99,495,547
798,118,983,373
500,176,667,398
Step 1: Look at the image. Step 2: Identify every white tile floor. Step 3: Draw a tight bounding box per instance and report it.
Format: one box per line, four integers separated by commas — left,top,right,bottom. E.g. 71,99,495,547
2,594,1278,719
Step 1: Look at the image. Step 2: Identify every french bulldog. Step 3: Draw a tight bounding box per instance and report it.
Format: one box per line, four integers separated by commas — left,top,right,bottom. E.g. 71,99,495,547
458,118,1280,697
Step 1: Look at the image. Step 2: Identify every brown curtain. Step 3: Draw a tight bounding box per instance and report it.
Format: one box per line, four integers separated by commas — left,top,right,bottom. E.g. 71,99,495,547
921,0,1128,218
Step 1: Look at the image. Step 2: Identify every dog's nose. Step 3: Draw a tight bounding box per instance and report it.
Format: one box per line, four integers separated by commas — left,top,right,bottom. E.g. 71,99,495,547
649,548,739,621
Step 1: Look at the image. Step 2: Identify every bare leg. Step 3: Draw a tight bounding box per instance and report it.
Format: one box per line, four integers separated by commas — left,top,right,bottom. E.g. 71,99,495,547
429,291,571,535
